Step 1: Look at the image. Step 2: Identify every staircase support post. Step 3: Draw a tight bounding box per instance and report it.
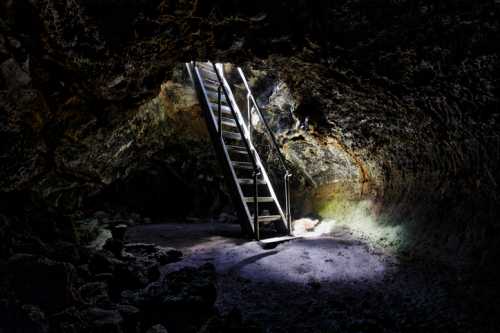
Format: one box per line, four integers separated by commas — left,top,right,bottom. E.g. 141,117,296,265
247,94,252,142
254,171,259,240
217,86,222,139
286,172,292,234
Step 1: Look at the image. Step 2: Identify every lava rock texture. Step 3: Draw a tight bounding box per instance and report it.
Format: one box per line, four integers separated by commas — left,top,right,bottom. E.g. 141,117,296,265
1,0,499,331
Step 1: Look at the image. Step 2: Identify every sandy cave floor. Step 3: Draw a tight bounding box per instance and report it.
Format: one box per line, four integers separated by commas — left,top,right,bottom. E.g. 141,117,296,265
125,222,491,332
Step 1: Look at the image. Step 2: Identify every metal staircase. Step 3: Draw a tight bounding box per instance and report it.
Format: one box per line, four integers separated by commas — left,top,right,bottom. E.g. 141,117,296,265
186,61,292,241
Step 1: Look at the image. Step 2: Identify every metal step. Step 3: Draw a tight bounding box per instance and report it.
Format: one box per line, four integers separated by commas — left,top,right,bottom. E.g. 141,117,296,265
252,215,282,223
196,62,213,70
222,131,242,140
199,68,218,79
227,145,249,154
244,197,274,203
232,161,254,170
202,77,221,86
215,116,237,128
203,82,220,91
238,178,266,185
206,90,228,102
209,103,232,115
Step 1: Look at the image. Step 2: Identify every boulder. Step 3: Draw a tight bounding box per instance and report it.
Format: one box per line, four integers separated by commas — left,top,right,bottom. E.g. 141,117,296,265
120,264,216,331
111,224,128,241
0,58,31,90
104,238,124,258
89,250,125,274
124,243,182,265
117,304,141,333
81,307,123,333
163,263,217,311
78,282,110,305
146,324,168,333
7,254,77,313
0,302,49,333
50,241,81,263
0,214,11,258
19,304,50,333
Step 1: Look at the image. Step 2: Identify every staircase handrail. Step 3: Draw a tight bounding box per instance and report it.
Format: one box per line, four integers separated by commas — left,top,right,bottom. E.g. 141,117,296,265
237,68,290,176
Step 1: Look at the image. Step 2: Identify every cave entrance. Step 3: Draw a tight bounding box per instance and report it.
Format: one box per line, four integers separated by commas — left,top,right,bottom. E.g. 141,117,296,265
185,61,293,243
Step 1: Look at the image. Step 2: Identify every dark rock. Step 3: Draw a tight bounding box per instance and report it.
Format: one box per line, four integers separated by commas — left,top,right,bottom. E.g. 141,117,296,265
120,263,216,331
124,243,183,265
0,302,49,333
81,307,123,333
50,241,81,263
163,263,217,311
201,308,263,333
7,254,77,313
155,248,182,265
120,280,165,308
0,214,11,258
0,58,31,89
19,304,50,333
117,304,141,333
47,306,83,333
104,238,125,258
79,282,110,305
146,324,168,333
94,273,114,283
111,260,158,293
76,218,100,244
112,224,128,241
89,250,125,274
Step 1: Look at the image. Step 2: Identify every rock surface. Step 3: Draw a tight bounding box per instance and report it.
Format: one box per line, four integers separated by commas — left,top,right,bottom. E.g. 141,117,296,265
1,0,499,332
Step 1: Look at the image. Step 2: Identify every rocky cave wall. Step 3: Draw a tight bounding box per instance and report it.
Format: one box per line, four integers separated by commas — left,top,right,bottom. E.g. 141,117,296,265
1,0,499,267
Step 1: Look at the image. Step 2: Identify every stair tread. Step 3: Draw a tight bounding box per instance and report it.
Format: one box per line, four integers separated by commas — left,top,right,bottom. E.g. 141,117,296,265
203,82,220,91
244,197,275,203
222,131,242,140
196,62,213,69
199,68,218,78
251,215,282,222
238,178,266,185
203,78,220,86
259,235,299,246
232,161,254,169
209,103,232,114
227,147,249,154
216,117,237,127
206,90,228,100
227,144,246,150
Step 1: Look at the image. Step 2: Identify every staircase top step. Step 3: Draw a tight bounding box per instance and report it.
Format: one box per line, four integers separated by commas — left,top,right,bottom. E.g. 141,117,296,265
196,62,213,69
238,178,266,185
199,68,218,78
244,197,274,203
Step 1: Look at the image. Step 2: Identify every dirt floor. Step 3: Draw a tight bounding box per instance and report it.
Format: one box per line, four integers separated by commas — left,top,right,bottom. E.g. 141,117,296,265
126,222,494,333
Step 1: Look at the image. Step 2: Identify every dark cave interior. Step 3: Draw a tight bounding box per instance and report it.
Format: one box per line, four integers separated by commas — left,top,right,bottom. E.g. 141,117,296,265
1,0,499,332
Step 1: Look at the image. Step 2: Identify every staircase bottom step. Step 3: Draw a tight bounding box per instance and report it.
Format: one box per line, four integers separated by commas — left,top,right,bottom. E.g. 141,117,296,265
259,236,300,249
251,215,282,224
